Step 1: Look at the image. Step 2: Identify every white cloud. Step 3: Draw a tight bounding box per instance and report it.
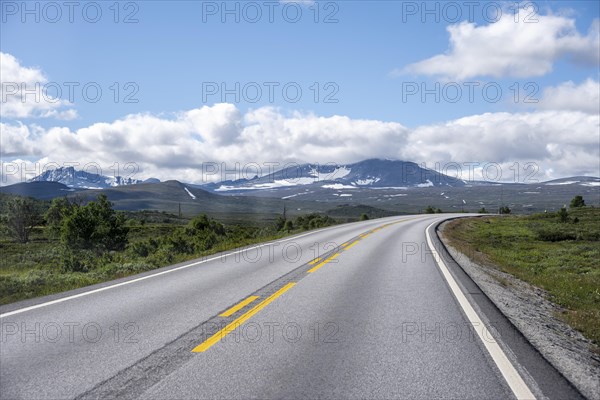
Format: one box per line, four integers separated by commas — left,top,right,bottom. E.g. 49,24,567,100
1,103,598,185
0,52,77,120
398,11,599,80
0,122,38,157
403,110,599,181
536,79,599,114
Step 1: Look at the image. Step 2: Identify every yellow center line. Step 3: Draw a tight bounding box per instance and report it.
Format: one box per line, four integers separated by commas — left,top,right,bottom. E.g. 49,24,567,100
193,283,296,353
343,241,360,250
336,218,418,253
307,252,341,273
219,295,260,317
308,257,322,265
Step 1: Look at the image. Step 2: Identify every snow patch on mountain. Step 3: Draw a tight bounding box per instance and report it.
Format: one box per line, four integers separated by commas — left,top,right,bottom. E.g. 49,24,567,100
184,187,196,199
310,166,351,181
216,176,325,191
354,177,381,186
546,181,579,186
322,183,357,190
416,179,434,188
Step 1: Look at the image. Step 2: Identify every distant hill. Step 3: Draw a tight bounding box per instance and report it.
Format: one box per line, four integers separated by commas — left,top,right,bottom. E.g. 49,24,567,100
543,176,600,187
0,181,78,200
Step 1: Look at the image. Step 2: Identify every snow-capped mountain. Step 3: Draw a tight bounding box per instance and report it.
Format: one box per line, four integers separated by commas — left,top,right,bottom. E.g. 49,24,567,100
202,159,468,193
29,167,153,189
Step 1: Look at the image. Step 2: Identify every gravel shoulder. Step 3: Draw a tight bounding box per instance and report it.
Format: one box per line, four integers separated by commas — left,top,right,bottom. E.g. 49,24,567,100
439,221,600,400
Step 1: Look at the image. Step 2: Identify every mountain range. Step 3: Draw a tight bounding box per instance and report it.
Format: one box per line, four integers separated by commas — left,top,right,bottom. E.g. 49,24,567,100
24,160,600,194
2,159,598,217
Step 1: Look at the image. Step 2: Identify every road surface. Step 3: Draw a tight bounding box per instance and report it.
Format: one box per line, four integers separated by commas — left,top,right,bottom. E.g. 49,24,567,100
0,215,582,399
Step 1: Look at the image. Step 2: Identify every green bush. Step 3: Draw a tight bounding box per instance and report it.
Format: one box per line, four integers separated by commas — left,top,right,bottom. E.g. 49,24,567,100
536,228,577,242
187,214,225,236
195,231,218,251
149,246,177,266
294,213,335,230
570,195,585,208
61,248,100,272
558,207,569,223
275,216,286,231
166,230,196,254
129,239,159,258
283,220,294,231
61,194,129,252
45,197,76,238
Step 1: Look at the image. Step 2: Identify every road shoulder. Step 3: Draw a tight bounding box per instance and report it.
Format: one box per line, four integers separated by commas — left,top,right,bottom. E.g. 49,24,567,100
438,220,600,400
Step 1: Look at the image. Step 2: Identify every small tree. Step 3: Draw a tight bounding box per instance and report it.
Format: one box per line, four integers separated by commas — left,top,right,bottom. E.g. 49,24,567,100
478,207,488,214
435,208,443,214
570,195,585,208
425,206,435,214
45,197,77,238
499,206,511,214
359,213,369,221
187,214,224,236
275,216,286,231
283,220,294,231
4,197,41,243
558,207,569,223
61,194,129,252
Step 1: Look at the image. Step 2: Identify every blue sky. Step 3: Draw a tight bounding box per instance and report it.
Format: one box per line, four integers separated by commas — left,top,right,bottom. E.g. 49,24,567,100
1,1,599,183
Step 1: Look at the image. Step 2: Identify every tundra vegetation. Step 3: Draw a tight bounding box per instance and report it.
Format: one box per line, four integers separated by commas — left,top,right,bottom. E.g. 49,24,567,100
0,193,337,305
444,198,600,347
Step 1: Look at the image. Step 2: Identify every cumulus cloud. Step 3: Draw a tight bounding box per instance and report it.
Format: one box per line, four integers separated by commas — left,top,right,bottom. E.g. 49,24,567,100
398,11,599,80
403,110,599,181
1,103,598,185
0,52,77,120
536,79,600,114
0,122,38,157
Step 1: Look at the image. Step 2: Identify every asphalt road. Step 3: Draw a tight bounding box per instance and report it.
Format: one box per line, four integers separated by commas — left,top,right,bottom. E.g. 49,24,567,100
0,215,581,399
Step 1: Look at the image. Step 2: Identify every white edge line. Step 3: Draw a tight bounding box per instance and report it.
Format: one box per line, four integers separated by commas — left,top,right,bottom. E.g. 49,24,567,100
0,216,408,319
425,220,536,400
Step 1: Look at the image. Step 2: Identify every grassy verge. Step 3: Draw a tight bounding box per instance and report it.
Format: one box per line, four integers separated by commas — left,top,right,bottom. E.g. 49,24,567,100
0,210,337,306
443,207,600,346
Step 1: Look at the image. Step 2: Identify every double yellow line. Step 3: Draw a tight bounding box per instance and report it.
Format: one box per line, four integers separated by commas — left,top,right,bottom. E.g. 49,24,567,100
192,218,413,353
307,252,341,273
193,283,296,352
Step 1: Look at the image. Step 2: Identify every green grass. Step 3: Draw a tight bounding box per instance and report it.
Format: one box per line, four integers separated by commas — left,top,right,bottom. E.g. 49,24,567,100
444,207,600,346
0,209,331,305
